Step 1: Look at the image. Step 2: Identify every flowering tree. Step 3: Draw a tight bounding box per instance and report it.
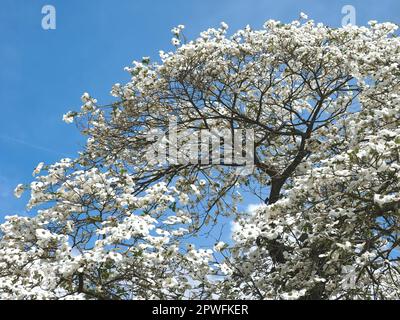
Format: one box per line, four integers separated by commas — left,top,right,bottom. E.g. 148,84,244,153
1,16,399,300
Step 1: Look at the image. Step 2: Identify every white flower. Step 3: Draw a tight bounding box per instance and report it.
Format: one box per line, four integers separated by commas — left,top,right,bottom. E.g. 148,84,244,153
190,184,200,195
179,193,189,205
220,262,233,275
62,112,75,124
32,162,44,177
13,184,24,198
171,25,184,36
281,289,307,300
81,92,90,103
214,241,227,252
220,22,229,30
108,251,123,262
300,12,308,20
171,38,181,46
163,277,179,288
35,228,52,240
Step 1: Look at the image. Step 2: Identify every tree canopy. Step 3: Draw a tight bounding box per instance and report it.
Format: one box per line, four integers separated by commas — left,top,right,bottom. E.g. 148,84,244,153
1,17,400,300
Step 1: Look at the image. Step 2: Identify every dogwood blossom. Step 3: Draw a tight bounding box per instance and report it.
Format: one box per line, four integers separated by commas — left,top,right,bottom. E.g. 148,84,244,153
13,184,24,199
32,162,44,177
1,17,400,300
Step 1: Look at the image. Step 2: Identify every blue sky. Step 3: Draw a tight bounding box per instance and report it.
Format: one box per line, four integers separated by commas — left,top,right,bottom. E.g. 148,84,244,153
0,0,399,219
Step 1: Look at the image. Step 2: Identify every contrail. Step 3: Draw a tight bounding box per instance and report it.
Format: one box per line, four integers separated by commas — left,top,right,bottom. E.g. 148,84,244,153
0,134,69,157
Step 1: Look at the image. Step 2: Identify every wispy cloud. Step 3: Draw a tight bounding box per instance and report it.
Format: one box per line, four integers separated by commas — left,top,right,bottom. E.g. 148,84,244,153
0,134,67,157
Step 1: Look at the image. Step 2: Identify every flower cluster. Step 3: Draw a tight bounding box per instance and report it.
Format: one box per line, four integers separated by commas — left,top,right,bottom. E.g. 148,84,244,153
1,16,400,299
